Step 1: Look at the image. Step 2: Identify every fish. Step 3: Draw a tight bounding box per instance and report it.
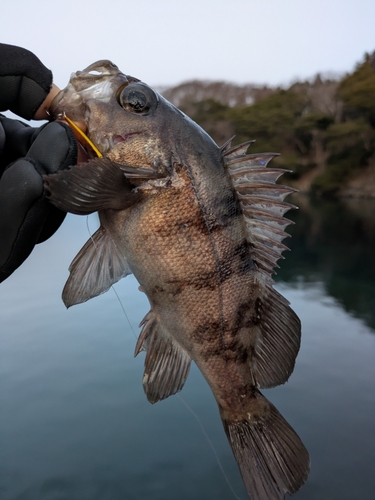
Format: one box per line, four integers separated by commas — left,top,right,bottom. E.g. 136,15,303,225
44,60,310,500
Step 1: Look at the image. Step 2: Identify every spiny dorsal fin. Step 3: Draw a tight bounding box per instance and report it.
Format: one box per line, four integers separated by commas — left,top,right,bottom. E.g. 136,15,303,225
220,136,235,153
224,146,297,281
223,139,256,158
135,310,191,403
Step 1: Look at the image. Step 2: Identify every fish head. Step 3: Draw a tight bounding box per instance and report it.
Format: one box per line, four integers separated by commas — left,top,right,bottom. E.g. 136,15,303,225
51,60,217,171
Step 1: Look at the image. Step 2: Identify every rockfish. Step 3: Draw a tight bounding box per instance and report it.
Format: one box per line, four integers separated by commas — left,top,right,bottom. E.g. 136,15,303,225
45,61,309,499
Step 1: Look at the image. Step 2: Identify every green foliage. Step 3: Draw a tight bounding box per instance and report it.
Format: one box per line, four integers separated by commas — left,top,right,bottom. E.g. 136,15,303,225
295,112,334,151
228,90,306,151
325,119,374,154
280,153,315,180
187,99,229,123
299,112,334,131
293,112,334,168
181,99,234,145
184,52,375,196
337,60,375,122
311,118,375,196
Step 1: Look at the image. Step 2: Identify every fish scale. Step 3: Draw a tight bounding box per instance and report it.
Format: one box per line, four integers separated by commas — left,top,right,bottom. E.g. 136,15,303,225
44,60,309,500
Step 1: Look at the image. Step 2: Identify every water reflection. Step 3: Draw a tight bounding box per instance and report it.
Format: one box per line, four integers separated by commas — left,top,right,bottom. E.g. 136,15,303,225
1,200,375,499
278,196,375,331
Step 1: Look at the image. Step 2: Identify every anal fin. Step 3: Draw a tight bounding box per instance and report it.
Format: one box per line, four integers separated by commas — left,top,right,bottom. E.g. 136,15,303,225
63,226,131,307
135,310,191,403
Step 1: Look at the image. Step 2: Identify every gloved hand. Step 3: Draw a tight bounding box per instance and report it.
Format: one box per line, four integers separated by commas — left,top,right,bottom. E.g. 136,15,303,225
0,44,78,282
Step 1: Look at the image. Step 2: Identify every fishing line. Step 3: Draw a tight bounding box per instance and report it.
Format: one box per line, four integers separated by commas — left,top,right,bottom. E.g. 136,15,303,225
85,215,138,340
176,394,243,500
110,285,138,341
85,219,241,499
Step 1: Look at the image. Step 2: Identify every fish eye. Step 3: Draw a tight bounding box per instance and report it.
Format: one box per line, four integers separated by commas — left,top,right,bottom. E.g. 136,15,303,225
117,83,158,115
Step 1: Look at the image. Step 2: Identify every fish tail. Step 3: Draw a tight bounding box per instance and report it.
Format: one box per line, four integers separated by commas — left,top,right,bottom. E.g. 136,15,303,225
220,390,309,500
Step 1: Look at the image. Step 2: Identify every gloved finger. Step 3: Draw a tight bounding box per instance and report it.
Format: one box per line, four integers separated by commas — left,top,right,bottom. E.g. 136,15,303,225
0,121,78,282
26,120,78,175
0,159,51,281
0,43,52,120
35,203,66,244
28,122,80,242
0,116,39,174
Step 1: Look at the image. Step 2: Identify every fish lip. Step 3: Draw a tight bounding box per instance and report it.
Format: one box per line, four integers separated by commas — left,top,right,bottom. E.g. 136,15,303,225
113,132,141,145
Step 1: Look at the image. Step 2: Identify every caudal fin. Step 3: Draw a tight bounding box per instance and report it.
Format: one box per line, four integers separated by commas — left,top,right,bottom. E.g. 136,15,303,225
220,390,309,500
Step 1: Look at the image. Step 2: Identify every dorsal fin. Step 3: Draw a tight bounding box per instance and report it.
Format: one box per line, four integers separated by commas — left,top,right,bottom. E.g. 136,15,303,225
223,139,256,158
220,136,235,153
224,147,297,281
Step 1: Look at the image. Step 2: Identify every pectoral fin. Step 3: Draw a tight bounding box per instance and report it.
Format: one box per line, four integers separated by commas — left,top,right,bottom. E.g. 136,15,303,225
135,310,191,403
44,158,141,215
63,226,131,307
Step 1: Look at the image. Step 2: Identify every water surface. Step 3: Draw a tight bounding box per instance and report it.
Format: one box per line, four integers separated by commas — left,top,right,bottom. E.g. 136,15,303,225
1,198,374,499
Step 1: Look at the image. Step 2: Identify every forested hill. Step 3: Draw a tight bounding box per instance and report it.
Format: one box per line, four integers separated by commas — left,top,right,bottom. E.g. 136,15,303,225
161,52,375,198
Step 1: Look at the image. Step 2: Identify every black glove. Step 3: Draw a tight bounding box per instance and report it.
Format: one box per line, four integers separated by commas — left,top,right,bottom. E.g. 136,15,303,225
0,44,78,282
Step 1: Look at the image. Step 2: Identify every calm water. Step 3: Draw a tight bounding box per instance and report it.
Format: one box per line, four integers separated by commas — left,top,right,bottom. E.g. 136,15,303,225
1,197,374,500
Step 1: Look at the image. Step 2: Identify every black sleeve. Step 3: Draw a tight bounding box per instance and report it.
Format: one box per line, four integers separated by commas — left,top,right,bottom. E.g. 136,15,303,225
0,121,78,282
0,43,53,120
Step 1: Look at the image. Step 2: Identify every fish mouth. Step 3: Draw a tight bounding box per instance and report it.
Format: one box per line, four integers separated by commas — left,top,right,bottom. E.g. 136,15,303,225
92,130,141,155
50,59,143,156
113,132,141,145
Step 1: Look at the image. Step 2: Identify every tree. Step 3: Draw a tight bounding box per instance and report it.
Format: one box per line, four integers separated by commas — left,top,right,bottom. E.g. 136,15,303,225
337,56,375,125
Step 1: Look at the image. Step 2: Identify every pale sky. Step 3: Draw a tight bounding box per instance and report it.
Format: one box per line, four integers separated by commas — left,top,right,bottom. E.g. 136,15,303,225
2,0,375,89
